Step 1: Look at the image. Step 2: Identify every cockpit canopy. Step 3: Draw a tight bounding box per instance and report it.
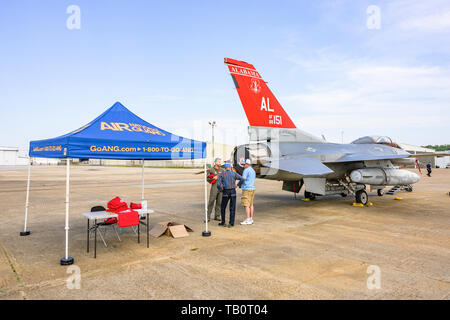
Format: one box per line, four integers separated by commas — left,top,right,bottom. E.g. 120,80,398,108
351,135,399,148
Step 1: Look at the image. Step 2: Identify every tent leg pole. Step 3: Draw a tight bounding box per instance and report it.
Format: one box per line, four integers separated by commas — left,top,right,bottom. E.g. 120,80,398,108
20,159,32,236
141,159,145,202
202,158,211,237
61,159,74,265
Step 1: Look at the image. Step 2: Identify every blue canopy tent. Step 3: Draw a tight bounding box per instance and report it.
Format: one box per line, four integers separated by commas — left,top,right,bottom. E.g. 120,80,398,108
29,101,206,160
22,102,208,265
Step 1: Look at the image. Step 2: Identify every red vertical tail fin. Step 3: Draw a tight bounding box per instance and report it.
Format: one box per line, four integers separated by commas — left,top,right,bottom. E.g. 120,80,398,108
224,58,296,129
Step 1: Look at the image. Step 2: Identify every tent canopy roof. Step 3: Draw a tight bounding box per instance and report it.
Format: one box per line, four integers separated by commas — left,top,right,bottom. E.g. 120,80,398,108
29,102,206,160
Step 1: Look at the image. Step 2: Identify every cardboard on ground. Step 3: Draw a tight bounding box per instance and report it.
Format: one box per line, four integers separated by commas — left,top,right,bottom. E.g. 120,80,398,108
149,221,193,238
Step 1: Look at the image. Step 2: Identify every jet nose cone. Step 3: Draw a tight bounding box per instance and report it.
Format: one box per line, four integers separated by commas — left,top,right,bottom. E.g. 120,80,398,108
410,171,420,184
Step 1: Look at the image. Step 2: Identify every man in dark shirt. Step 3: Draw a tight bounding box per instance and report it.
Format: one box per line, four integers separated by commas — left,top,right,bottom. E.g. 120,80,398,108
426,163,432,177
217,163,244,227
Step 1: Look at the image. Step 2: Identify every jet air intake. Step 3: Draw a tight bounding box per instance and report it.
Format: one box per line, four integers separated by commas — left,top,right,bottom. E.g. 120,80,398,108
349,168,420,186
233,143,271,176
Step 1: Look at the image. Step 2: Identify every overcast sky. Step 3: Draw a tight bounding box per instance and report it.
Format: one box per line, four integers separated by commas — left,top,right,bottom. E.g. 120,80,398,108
1,0,449,154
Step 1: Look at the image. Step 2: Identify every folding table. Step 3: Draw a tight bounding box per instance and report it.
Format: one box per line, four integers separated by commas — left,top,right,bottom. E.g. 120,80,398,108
82,209,153,258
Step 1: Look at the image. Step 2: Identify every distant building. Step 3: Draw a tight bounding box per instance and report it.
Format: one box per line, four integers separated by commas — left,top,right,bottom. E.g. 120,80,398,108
0,146,61,166
435,155,450,168
32,158,60,166
0,147,29,165
397,143,437,168
0,147,20,165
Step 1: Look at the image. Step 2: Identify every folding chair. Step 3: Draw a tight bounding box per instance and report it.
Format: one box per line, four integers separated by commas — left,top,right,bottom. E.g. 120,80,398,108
90,206,121,247
117,211,141,243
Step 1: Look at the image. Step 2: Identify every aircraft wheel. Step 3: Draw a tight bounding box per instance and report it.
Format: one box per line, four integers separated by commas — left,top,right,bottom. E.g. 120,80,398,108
377,189,384,196
355,190,368,205
304,191,316,200
405,185,413,192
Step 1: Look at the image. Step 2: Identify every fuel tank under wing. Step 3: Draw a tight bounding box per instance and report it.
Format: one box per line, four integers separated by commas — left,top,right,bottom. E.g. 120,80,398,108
265,157,334,176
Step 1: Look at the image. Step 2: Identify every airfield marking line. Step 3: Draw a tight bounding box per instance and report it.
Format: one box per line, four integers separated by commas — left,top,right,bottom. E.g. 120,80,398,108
315,221,449,244
388,265,450,286
0,227,278,297
0,179,204,194
1,245,219,297
0,241,27,299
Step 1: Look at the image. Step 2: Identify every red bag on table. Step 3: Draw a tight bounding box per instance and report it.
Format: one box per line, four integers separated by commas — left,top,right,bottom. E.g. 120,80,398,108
117,210,139,228
107,197,129,213
105,196,129,224
130,202,142,209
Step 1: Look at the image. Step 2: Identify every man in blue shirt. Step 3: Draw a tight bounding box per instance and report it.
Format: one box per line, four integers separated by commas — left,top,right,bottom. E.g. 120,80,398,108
217,163,243,227
426,163,432,177
240,159,256,225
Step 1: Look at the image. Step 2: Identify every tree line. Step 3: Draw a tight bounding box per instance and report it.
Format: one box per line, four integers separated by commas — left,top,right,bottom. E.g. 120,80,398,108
422,145,450,151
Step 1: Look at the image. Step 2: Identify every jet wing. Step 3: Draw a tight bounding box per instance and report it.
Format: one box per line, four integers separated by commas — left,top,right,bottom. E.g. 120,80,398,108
408,152,450,158
334,154,408,162
265,157,334,176
333,151,448,163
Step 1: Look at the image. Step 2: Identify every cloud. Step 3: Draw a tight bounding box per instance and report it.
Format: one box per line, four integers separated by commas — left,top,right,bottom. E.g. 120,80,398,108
387,0,450,32
278,51,450,144
399,10,450,31
299,66,447,106
154,117,249,147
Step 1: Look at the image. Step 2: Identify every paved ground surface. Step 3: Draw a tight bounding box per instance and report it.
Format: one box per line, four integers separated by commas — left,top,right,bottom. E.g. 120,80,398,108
0,165,448,300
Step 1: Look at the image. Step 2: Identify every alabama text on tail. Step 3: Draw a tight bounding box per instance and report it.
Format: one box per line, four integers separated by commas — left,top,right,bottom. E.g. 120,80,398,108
224,58,296,129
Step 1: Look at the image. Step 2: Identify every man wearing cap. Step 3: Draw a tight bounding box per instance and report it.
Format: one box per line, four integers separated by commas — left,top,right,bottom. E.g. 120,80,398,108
240,159,256,225
217,163,244,227
206,158,224,221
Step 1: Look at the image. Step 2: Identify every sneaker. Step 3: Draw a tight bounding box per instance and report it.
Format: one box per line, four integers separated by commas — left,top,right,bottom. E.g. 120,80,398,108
240,219,251,225
218,222,226,227
249,218,254,224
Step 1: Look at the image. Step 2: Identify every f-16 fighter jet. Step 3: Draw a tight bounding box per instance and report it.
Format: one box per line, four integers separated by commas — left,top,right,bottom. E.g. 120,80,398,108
224,57,441,205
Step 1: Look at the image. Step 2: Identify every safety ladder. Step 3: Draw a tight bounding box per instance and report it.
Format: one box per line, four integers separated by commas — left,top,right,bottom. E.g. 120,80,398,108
386,185,402,195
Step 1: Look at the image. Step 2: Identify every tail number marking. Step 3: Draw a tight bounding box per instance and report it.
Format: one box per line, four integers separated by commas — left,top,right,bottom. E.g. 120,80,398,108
269,115,282,125
260,97,274,112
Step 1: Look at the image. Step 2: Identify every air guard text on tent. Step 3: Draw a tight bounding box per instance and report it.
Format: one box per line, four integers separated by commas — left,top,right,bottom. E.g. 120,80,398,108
33,145,62,152
100,122,165,136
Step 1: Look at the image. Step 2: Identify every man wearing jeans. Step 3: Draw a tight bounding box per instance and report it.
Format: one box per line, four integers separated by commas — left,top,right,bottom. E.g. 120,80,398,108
240,159,256,225
217,163,243,228
426,163,432,177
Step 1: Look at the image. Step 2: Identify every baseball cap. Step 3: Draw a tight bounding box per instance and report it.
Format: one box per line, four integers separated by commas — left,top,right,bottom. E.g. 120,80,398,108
245,159,252,165
224,163,231,169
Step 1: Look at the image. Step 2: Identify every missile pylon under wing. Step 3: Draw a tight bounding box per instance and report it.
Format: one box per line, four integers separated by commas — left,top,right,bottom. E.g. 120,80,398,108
224,57,425,205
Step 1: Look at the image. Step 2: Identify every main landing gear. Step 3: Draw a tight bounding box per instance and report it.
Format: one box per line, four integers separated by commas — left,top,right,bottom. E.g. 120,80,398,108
304,191,316,200
355,189,368,205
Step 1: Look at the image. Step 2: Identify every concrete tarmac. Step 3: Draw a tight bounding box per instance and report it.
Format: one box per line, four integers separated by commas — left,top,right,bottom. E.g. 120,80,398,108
0,166,448,299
